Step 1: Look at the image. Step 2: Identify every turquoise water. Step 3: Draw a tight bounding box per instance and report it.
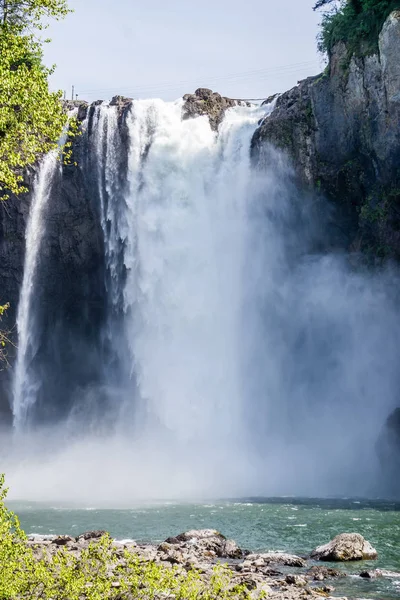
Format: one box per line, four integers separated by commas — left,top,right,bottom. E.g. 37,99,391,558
9,498,400,599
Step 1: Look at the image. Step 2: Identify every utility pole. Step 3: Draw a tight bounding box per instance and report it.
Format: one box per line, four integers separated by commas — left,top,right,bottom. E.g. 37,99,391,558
71,85,74,101
63,90,66,101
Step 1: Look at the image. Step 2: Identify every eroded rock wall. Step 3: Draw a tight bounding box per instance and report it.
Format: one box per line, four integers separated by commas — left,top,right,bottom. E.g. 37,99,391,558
252,11,400,259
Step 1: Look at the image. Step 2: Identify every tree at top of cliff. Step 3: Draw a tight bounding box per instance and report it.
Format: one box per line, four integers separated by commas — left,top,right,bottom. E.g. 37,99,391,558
0,0,72,198
1,0,70,30
315,0,400,56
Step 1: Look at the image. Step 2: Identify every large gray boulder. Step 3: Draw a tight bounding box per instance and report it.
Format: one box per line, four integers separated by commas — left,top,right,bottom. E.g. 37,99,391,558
164,528,243,559
311,533,377,562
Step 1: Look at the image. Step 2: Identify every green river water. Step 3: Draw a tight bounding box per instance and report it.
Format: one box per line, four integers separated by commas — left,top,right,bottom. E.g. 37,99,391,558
9,498,400,600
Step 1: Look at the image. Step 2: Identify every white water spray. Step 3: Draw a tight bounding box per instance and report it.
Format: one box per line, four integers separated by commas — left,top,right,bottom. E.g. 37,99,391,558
5,99,400,501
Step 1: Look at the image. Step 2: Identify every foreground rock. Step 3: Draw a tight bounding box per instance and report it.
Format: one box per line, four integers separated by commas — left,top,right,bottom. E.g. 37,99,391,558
26,529,347,600
164,528,243,559
245,552,306,568
311,533,377,562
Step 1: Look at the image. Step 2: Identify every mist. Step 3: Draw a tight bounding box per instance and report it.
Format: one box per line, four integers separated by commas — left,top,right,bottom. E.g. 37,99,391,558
3,100,400,504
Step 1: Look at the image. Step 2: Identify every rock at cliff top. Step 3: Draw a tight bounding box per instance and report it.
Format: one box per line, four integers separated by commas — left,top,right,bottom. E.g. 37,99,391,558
311,533,377,561
164,529,243,558
110,95,133,109
182,88,249,131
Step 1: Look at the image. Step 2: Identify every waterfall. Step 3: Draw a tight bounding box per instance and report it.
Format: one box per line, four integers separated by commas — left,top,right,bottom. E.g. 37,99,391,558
12,151,59,429
90,100,270,447
7,98,400,501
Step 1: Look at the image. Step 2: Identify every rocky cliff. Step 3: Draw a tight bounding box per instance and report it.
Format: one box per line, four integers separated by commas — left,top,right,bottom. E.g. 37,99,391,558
0,116,106,425
252,11,400,260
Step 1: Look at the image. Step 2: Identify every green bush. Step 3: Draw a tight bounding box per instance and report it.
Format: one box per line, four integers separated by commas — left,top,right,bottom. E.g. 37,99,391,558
318,0,400,56
0,474,258,599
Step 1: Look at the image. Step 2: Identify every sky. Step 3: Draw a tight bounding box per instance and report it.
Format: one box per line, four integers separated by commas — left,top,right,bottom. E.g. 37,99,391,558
43,0,325,103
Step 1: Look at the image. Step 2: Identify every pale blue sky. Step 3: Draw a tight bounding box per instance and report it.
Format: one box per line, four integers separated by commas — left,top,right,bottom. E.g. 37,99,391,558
43,0,325,103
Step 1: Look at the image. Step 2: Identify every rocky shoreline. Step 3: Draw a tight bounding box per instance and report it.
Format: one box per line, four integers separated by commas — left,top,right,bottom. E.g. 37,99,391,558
25,529,393,600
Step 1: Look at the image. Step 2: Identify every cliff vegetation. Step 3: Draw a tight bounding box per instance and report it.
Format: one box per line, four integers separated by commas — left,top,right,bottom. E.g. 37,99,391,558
317,0,400,56
0,0,71,198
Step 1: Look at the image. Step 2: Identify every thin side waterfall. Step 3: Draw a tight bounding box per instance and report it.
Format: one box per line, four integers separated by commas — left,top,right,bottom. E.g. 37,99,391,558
12,152,59,428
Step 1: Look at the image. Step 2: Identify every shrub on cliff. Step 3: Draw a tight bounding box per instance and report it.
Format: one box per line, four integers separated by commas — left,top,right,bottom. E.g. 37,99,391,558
0,1,71,198
315,0,400,56
0,474,255,599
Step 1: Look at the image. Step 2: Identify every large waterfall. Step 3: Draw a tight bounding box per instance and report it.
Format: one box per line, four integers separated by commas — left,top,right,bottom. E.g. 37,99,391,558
6,99,400,501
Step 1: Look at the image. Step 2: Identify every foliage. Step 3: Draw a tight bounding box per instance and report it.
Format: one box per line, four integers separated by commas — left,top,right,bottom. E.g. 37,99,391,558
0,0,70,30
0,475,256,599
0,303,13,368
0,0,72,198
315,0,400,56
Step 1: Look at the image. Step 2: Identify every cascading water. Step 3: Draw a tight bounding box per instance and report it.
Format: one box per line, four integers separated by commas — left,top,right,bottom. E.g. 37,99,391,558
12,151,59,429
6,98,400,501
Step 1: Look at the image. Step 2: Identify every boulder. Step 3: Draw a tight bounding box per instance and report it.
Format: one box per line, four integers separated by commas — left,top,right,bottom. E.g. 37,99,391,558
52,535,74,546
311,533,377,561
306,565,344,580
164,529,243,559
246,552,306,567
360,570,382,579
76,530,108,542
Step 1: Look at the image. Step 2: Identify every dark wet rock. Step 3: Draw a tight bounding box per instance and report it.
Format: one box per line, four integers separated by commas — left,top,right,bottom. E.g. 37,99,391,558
76,530,108,542
262,93,279,106
182,88,250,131
285,574,307,587
311,533,377,562
360,569,381,578
252,11,400,260
52,535,74,546
307,566,344,581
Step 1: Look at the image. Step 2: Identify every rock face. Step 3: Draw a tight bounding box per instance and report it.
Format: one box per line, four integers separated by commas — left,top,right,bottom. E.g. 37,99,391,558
182,88,250,131
311,533,378,562
252,11,400,259
0,107,106,424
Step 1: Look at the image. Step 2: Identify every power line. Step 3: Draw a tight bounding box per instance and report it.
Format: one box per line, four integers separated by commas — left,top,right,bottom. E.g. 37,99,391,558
76,60,322,97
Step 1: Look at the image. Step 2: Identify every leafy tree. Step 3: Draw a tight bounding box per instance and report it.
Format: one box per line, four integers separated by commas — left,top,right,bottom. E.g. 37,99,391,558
1,0,70,29
0,303,12,367
0,0,71,198
314,0,400,55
